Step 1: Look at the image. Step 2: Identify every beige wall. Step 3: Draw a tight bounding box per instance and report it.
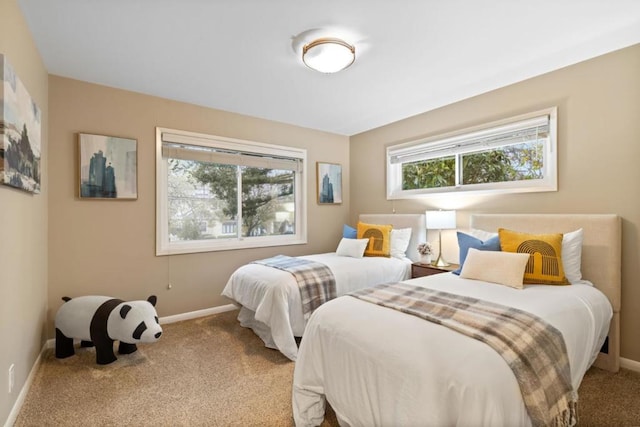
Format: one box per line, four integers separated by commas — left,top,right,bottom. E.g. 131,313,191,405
2,5,637,422
48,76,349,327
0,0,49,422
350,43,640,363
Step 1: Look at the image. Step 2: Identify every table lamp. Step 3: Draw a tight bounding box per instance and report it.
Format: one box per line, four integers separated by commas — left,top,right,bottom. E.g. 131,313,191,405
425,210,457,267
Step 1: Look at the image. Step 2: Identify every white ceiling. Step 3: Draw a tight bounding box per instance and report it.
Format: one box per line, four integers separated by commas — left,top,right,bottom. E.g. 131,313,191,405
17,1,640,136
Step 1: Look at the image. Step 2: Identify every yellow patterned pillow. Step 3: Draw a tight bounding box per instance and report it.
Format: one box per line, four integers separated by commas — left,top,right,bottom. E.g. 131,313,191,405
498,228,570,285
357,222,392,257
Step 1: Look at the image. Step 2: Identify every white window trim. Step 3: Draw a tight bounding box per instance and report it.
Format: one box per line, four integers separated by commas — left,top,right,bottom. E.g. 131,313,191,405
386,107,558,199
156,127,307,256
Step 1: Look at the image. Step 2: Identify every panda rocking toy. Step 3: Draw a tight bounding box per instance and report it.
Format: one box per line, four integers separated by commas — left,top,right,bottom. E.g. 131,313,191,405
55,295,162,365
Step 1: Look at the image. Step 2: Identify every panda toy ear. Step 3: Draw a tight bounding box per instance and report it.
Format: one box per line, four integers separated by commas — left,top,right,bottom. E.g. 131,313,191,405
120,304,132,319
147,295,157,307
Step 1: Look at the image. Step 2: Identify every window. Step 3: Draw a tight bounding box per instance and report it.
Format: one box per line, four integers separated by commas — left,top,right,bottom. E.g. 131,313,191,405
386,107,557,199
156,128,307,255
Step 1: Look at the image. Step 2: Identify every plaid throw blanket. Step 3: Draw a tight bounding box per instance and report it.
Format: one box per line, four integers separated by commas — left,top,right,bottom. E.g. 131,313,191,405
349,282,577,427
253,255,336,320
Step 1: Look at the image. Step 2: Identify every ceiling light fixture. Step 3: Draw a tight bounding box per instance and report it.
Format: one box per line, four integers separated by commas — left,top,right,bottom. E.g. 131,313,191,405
302,38,355,74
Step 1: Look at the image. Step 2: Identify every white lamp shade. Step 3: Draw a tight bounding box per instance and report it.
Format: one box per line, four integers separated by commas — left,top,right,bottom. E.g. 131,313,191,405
302,38,355,73
425,210,457,230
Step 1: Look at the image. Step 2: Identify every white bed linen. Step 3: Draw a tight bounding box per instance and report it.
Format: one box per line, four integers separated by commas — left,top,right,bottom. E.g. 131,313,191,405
292,273,612,427
222,253,411,361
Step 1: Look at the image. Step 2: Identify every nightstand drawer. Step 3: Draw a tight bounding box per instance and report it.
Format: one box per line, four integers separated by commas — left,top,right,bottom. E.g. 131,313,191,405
411,263,459,279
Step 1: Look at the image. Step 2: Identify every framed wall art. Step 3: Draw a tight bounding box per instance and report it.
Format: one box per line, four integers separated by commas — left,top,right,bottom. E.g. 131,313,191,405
316,161,342,205
0,54,42,194
79,133,137,200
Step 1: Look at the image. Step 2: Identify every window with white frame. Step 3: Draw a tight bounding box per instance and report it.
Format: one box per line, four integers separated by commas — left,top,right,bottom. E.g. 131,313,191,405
156,128,307,255
386,107,557,199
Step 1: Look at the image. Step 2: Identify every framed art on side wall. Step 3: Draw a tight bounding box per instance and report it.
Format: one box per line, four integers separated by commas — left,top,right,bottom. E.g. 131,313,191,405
316,162,342,204
0,54,42,194
79,133,138,200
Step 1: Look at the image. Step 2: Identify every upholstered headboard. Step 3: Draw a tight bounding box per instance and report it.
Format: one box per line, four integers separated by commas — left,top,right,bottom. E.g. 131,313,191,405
359,214,426,262
471,214,621,372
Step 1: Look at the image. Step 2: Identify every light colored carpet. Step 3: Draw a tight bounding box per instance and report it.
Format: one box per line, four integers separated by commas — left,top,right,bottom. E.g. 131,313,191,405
14,310,640,426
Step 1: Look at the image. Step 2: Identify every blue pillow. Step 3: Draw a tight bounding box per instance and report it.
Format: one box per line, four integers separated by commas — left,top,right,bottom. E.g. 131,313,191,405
453,232,501,275
343,224,357,239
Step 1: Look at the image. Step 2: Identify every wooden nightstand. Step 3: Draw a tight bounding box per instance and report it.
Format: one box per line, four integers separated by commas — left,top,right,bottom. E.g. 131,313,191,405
411,262,460,279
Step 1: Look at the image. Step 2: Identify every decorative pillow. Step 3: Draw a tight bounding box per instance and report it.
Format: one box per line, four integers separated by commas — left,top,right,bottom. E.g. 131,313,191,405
357,222,392,257
460,248,530,289
498,228,570,285
468,228,498,242
335,238,369,258
466,228,583,283
390,228,412,259
452,232,501,275
343,224,357,239
562,229,583,284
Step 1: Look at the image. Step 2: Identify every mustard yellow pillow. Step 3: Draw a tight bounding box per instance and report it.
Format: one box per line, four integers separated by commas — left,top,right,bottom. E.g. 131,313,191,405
357,222,392,257
498,228,570,285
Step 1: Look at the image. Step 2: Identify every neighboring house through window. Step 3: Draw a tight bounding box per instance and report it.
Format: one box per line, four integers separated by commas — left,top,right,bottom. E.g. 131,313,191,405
156,128,307,255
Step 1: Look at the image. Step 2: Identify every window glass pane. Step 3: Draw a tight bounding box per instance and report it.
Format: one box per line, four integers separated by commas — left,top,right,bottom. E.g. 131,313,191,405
386,108,556,199
461,140,544,185
402,156,455,189
157,127,307,255
167,159,236,242
241,167,295,237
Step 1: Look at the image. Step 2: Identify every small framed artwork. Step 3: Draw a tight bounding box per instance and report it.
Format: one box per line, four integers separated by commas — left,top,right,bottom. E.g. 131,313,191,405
79,133,138,200
316,162,342,204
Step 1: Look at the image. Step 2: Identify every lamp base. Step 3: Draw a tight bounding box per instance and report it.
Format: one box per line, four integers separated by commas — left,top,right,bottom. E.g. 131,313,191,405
433,254,450,267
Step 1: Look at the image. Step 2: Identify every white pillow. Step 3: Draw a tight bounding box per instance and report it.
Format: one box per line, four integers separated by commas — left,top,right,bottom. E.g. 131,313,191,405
336,238,369,258
468,227,584,284
460,248,529,289
468,228,498,241
562,228,583,284
390,228,412,259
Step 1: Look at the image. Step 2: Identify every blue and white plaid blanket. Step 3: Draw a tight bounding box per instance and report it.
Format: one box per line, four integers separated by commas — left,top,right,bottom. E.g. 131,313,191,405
253,255,336,320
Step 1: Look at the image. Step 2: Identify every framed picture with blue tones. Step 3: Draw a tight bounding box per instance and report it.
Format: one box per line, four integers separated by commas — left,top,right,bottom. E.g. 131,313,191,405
78,133,137,200
316,161,342,205
0,54,42,194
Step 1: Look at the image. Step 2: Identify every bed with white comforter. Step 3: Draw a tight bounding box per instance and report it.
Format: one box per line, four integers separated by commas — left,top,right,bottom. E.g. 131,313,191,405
222,214,426,361
292,213,621,426
293,273,612,426
223,253,411,361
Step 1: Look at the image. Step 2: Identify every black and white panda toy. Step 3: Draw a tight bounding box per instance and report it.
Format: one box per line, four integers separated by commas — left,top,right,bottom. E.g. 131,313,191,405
55,295,162,365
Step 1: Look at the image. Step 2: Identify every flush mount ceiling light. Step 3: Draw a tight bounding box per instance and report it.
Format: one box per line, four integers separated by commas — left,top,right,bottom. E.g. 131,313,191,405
302,38,355,73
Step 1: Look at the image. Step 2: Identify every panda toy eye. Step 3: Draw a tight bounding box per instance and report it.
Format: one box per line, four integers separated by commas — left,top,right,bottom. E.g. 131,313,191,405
155,316,159,324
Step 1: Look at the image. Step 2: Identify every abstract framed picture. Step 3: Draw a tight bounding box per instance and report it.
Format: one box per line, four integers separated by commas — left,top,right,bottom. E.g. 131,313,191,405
316,162,342,204
79,133,138,200
0,54,42,193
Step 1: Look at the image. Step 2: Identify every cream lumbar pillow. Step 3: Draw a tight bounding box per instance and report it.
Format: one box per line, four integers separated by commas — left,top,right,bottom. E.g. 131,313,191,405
459,248,530,289
335,238,369,258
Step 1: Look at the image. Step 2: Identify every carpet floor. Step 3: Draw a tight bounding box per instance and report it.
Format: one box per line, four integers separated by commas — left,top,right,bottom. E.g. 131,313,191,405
14,309,640,426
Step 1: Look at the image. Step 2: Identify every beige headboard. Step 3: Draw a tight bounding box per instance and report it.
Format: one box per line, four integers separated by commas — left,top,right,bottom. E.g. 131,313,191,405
471,214,621,372
359,214,426,262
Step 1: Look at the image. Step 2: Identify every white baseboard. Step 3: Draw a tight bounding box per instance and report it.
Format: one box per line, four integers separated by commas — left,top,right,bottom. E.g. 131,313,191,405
5,303,238,427
159,303,238,325
4,348,44,427
621,357,640,373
